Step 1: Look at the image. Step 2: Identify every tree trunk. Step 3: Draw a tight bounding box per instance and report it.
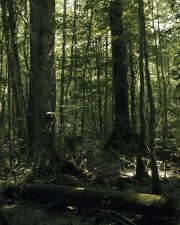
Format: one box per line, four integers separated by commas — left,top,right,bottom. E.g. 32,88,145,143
28,0,57,165
3,183,176,217
0,35,5,127
1,0,27,146
89,72,98,136
129,41,136,136
106,0,130,153
0,36,6,126
67,0,78,134
151,0,162,129
81,9,93,137
139,0,162,194
156,3,168,147
103,35,109,138
59,0,67,157
96,38,103,138
136,1,146,179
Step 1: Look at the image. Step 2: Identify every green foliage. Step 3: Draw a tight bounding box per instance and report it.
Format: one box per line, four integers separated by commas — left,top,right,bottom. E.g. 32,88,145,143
0,0,179,184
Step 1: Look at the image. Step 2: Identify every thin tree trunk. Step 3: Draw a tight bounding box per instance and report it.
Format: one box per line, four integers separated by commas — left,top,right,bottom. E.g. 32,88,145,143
0,35,5,126
22,0,29,74
103,35,109,138
65,0,78,103
1,0,12,165
136,5,146,178
89,70,98,136
59,0,67,156
22,0,30,107
96,38,103,138
167,50,171,130
129,41,136,136
0,92,5,126
7,63,12,166
0,34,3,98
73,76,78,134
151,0,162,129
68,0,78,134
156,2,168,146
139,0,162,194
6,0,27,145
81,9,93,137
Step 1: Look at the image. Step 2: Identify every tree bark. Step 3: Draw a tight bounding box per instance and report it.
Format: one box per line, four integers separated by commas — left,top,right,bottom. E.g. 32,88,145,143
151,0,162,128
106,0,130,153
3,183,176,217
59,0,67,157
103,35,109,138
139,0,162,194
1,0,27,145
96,38,103,138
129,41,136,136
81,9,93,137
28,0,57,164
156,2,168,147
136,0,146,179
89,72,98,136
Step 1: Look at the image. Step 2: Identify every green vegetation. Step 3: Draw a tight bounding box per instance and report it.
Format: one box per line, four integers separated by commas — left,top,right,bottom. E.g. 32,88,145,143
0,0,179,224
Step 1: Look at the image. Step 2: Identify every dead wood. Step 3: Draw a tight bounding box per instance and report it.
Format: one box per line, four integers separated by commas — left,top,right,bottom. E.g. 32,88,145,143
3,183,177,217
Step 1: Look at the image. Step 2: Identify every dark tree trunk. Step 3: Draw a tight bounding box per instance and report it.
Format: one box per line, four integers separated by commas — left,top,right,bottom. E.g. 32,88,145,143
81,10,93,137
156,6,168,147
96,38,103,138
1,0,27,145
136,1,146,179
59,0,67,157
151,0,162,128
1,0,12,164
106,0,130,153
103,35,109,138
28,0,57,165
129,41,136,136
139,0,162,194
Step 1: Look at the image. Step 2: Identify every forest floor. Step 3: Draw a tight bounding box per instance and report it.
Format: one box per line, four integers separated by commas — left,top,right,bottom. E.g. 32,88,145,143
0,154,179,225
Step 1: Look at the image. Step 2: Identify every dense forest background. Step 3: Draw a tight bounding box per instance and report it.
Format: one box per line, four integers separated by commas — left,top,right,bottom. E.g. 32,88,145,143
0,0,179,224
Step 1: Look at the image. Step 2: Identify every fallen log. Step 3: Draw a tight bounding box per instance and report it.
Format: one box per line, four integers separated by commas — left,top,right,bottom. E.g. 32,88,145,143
3,183,177,217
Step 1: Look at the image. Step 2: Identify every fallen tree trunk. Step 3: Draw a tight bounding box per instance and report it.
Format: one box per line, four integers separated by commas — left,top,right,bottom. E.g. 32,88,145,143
3,183,177,217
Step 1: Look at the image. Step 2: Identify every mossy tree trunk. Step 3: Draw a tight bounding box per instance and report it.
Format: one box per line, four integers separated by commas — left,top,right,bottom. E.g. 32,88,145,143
3,184,176,217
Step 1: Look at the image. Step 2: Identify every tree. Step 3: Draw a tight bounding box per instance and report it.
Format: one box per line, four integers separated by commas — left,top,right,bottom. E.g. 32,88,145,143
136,0,146,179
139,0,162,194
1,0,27,146
28,0,57,165
129,41,136,137
59,0,67,156
106,0,130,153
156,0,168,147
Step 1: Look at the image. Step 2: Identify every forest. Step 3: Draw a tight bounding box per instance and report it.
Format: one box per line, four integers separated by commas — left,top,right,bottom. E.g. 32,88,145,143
0,0,179,224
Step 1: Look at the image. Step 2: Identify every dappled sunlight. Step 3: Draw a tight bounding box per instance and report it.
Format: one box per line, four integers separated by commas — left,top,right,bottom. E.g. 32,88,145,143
0,0,179,224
